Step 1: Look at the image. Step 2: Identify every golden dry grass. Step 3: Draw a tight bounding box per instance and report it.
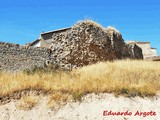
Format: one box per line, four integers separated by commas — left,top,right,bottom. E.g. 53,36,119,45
0,60,160,104
17,95,40,110
74,19,121,36
47,92,72,110
73,19,104,29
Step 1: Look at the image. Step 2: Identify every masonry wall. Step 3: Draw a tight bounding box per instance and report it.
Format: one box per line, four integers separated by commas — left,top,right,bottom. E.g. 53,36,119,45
136,43,157,59
150,49,157,57
0,42,53,72
40,29,70,48
0,21,143,72
50,21,143,69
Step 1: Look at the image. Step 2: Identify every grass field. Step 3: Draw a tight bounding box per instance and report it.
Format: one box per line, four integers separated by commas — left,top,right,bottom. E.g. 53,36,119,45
0,60,160,108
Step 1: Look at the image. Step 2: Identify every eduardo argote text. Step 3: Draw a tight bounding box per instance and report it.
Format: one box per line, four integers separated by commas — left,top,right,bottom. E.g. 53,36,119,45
103,110,156,117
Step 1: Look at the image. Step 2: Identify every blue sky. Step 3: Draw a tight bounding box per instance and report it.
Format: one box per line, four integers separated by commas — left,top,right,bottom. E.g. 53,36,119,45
0,0,160,55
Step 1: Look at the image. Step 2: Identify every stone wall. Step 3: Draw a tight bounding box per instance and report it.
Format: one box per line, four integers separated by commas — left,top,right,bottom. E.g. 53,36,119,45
50,20,143,69
122,44,143,59
51,21,114,69
0,20,143,72
137,43,157,59
0,42,53,72
126,41,157,59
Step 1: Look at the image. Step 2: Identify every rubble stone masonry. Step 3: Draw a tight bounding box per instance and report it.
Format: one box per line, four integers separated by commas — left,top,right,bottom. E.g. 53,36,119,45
0,20,143,71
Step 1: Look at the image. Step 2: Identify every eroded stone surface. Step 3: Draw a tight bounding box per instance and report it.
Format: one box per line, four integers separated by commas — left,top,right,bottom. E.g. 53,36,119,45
50,21,143,69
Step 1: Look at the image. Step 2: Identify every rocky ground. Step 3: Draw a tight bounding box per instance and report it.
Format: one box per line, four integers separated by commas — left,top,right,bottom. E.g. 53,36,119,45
0,93,160,120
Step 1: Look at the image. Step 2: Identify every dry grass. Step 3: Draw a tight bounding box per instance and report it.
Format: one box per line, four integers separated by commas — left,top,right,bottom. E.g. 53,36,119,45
47,92,72,110
17,95,40,110
73,19,104,29
0,60,160,104
73,19,121,36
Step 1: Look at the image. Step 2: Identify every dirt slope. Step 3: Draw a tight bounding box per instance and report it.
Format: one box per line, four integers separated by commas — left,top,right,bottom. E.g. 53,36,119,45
0,93,160,120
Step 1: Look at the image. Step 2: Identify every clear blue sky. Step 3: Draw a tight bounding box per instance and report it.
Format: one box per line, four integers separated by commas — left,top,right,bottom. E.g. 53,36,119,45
0,0,160,55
